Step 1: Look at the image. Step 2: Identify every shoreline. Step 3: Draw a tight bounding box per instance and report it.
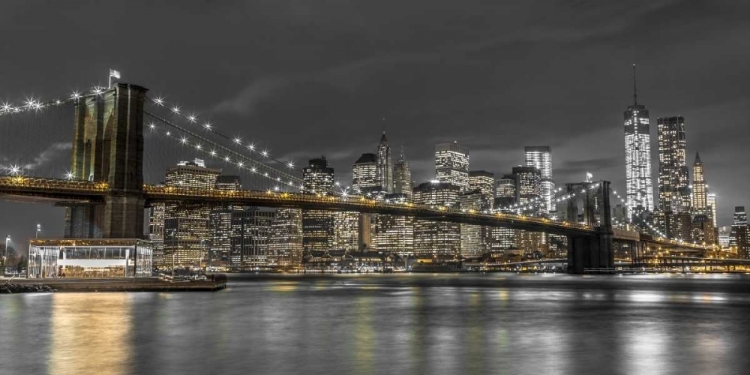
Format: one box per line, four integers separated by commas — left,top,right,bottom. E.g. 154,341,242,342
1,277,226,293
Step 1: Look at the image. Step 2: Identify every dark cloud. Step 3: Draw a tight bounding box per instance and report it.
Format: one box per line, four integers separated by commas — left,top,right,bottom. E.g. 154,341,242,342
1,0,750,244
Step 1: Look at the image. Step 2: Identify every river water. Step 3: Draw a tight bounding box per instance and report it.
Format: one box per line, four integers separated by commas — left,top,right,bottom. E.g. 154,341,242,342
1,273,750,375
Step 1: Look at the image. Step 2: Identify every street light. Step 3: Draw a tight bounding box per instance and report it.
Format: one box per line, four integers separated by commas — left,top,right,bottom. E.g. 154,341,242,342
3,235,10,274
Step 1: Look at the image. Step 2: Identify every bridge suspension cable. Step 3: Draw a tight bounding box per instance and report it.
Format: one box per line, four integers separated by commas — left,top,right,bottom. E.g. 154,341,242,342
145,96,297,170
144,111,303,190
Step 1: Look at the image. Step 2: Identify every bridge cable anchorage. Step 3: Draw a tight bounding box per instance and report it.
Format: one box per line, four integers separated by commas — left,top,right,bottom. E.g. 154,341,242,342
144,111,303,190
145,96,297,171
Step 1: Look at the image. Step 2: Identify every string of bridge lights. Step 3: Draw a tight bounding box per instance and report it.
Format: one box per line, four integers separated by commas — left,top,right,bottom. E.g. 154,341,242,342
610,188,668,238
144,111,303,190
0,92,95,117
145,95,297,171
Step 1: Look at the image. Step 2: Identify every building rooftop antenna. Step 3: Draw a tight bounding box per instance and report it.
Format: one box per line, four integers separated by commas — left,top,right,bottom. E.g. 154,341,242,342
632,63,638,106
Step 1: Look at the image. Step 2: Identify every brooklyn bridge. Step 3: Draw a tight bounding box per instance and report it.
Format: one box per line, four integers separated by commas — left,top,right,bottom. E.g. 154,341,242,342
0,82,713,273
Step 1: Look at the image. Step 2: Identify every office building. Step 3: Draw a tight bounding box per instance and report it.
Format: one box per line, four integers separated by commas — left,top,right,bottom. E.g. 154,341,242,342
208,175,243,268
230,208,275,269
393,147,412,198
412,182,460,257
731,206,749,258
302,157,336,251
435,141,470,192
657,116,691,214
163,160,221,267
623,65,654,218
377,132,394,193
691,153,707,213
269,208,303,268
352,153,380,194
512,166,541,215
373,214,414,255
707,193,718,227
525,146,554,214
469,170,495,210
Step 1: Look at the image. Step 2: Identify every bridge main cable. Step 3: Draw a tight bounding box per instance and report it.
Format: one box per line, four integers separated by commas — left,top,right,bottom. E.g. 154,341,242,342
144,110,303,188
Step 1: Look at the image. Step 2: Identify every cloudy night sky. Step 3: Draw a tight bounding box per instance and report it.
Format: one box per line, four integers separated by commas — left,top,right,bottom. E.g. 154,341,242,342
1,0,749,244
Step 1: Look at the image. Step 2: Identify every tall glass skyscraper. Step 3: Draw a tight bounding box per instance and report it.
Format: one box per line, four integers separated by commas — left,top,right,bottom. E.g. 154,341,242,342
524,146,554,214
657,116,690,214
623,65,654,218
377,132,393,193
435,141,470,192
393,147,412,198
692,153,707,213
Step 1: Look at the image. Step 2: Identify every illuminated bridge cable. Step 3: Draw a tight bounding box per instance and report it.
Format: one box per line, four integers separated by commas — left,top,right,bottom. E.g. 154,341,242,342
144,111,303,189
145,96,297,171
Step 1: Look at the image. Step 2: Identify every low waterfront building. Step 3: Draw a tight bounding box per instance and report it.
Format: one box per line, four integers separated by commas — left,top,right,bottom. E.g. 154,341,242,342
27,239,153,279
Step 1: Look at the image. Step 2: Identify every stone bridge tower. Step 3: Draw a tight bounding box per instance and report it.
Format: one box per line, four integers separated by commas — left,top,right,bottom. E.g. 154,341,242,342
65,83,148,239
565,180,614,273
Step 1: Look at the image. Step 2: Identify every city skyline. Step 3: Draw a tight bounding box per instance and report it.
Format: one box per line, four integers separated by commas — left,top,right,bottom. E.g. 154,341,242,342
2,1,750,244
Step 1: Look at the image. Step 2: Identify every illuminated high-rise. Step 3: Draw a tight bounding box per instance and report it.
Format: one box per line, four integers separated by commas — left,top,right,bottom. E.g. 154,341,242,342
707,193,718,227
163,159,221,267
303,157,334,195
512,166,541,215
623,65,654,218
691,153,707,213
435,141,470,192
393,147,412,198
302,157,335,251
209,175,243,268
412,182,460,257
230,208,275,269
468,170,495,210
377,132,394,193
352,153,380,194
657,116,690,214
269,208,303,268
524,146,554,214
731,206,749,259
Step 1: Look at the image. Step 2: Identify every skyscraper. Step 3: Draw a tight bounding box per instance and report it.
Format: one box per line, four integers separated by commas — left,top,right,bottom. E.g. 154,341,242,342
269,208,303,268
302,157,335,251
435,141,470,192
412,182,461,257
352,153,380,194
393,147,412,198
657,116,690,214
707,192,718,227
377,132,393,193
623,65,654,218
303,157,334,195
692,153,707,213
468,170,495,210
731,206,749,259
163,159,221,267
512,166,541,215
524,146,554,214
209,175,243,268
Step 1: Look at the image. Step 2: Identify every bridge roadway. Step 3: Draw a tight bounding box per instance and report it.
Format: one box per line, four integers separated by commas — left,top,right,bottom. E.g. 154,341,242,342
0,176,710,251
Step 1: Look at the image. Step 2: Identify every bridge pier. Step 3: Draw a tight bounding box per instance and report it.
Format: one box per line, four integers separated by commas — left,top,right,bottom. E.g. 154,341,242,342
567,232,614,274
566,180,614,274
65,83,148,239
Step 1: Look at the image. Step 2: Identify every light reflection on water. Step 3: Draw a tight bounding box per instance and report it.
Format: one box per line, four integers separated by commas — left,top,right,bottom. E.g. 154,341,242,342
0,274,749,375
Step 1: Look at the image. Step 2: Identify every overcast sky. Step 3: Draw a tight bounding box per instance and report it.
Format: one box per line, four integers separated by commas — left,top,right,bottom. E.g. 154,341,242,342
1,0,749,245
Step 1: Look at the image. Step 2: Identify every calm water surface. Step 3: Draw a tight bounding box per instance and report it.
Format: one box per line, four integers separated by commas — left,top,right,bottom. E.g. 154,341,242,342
2,273,750,375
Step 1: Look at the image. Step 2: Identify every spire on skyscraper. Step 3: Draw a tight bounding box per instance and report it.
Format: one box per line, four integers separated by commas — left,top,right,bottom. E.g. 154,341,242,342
695,152,702,164
632,63,638,106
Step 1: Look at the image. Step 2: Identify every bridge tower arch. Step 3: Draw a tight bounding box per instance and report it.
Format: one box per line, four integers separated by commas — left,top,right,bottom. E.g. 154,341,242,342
65,83,148,239
565,180,614,273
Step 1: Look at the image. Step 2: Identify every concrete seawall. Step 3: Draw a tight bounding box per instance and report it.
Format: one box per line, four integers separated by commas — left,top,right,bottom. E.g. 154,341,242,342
5,277,226,293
